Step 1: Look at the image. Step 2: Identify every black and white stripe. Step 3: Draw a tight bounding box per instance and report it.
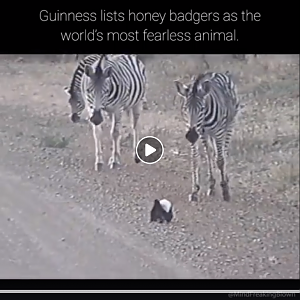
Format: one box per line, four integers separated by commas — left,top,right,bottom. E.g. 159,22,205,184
66,54,147,171
174,71,239,202
64,54,129,124
64,54,102,123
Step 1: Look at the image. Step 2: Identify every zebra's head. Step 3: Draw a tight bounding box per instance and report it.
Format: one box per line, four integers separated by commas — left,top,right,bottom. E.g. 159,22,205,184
63,86,82,123
84,55,112,126
174,74,212,142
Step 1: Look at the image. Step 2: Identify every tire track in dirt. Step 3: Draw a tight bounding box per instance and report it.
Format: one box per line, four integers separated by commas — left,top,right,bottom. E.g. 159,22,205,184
0,166,198,279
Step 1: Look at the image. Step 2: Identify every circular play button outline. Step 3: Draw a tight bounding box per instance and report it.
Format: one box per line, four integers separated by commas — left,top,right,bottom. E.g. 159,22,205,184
135,135,164,165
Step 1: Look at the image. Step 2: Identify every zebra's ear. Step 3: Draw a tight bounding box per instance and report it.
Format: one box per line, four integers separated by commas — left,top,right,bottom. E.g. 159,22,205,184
225,70,232,80
63,86,71,95
174,80,188,97
84,65,94,78
202,81,211,95
103,66,112,78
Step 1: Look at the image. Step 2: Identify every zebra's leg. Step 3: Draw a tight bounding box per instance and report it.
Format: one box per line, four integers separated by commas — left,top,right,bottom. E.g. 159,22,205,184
215,138,230,202
224,124,234,157
105,112,113,122
108,110,122,169
92,124,104,171
201,135,216,196
132,103,142,163
189,142,201,202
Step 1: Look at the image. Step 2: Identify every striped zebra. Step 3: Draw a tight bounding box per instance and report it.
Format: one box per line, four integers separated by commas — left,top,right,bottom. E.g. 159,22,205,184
174,71,239,202
64,54,148,123
64,54,101,123
64,54,147,171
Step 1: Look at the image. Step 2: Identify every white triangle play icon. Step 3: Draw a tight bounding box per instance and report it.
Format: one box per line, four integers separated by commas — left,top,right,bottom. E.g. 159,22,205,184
145,143,156,157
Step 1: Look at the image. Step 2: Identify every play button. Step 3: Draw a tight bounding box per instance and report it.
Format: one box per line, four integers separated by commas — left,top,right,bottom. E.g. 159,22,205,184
145,144,156,157
136,136,164,164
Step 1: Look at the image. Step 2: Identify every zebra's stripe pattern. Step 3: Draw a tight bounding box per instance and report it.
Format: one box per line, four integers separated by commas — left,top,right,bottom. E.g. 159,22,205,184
64,54,148,122
174,71,239,202
67,54,147,171
64,54,102,123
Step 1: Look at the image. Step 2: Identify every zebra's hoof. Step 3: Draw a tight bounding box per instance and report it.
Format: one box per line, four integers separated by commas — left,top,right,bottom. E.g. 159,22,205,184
222,190,230,202
188,193,198,202
220,183,230,201
109,162,121,169
207,188,215,197
95,163,103,172
108,157,121,169
142,102,149,110
71,113,80,123
134,154,141,163
108,155,121,169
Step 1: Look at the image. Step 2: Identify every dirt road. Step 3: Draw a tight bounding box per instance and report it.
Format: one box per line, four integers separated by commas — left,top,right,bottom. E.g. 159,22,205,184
0,54,299,279
0,166,196,279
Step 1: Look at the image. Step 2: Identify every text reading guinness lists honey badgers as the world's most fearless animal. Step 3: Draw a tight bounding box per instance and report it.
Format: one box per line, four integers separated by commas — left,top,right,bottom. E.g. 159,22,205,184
39,9,262,42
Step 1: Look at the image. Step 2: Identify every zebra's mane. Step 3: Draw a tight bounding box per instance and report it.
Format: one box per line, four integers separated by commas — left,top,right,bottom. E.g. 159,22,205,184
69,64,81,95
69,54,102,94
90,54,120,77
191,72,215,96
91,54,107,76
91,54,131,74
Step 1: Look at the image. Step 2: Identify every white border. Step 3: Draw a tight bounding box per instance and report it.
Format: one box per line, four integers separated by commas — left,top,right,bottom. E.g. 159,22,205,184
135,135,164,165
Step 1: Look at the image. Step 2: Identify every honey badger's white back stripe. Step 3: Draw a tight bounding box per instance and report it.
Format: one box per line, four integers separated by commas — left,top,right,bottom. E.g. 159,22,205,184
159,199,172,213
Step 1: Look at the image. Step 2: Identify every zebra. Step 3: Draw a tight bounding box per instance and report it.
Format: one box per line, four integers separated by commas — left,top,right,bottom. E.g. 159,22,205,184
65,54,147,171
174,71,239,202
64,54,148,123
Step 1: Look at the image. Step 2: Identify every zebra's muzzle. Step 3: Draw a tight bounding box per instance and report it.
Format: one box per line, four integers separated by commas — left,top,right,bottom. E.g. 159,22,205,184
71,113,80,123
185,127,199,144
90,110,104,126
